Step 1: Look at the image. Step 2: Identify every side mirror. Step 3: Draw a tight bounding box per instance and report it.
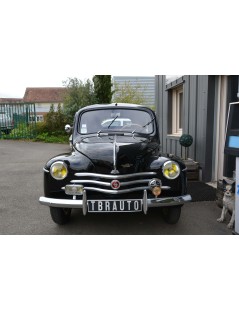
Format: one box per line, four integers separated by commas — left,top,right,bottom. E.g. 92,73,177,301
65,124,72,134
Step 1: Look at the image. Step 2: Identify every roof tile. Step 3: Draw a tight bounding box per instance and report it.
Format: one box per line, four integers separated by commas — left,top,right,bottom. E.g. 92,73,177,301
23,87,67,103
0,98,23,104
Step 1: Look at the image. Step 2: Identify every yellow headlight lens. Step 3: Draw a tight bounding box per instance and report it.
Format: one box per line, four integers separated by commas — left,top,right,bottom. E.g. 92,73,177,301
162,161,180,179
50,161,68,180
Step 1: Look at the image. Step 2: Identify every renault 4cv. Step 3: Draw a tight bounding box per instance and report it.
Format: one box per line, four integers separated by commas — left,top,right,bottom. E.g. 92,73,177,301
39,103,191,225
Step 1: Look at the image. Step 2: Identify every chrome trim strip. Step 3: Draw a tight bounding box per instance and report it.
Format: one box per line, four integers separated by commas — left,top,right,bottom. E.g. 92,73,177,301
82,190,87,216
143,190,148,214
71,180,111,187
70,179,153,187
113,135,118,172
161,186,171,190
74,172,157,179
83,186,150,194
39,194,192,209
70,180,170,190
39,196,83,208
147,194,192,207
43,168,49,173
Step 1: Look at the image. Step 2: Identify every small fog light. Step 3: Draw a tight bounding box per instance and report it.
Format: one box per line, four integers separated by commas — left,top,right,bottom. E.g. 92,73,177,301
151,186,161,197
65,184,84,196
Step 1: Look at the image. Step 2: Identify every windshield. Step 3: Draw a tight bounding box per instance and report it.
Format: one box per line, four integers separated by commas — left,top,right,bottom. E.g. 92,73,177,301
78,108,154,135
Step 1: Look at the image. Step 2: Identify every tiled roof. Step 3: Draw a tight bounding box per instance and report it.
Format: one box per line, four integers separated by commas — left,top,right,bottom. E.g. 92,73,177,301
0,98,23,104
23,87,67,103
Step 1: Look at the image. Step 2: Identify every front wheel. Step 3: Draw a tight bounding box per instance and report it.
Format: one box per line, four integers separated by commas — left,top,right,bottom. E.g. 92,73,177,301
50,207,72,225
161,205,182,224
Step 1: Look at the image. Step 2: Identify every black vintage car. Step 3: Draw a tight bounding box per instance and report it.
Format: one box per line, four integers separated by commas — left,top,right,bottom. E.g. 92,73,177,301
39,103,191,225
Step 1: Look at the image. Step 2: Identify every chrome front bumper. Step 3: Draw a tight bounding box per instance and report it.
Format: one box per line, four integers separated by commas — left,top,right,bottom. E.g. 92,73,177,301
39,191,192,215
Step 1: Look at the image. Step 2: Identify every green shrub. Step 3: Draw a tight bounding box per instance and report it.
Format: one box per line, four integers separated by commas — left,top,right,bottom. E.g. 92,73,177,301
34,105,68,143
8,123,36,139
33,132,69,144
35,122,48,134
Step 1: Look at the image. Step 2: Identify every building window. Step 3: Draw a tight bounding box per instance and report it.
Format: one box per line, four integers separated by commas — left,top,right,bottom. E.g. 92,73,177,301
36,115,44,122
171,86,183,136
29,115,44,122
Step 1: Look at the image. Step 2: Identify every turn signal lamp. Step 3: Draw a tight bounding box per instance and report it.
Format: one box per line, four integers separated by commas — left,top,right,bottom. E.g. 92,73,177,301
149,178,162,198
162,161,180,180
50,161,68,180
152,186,162,197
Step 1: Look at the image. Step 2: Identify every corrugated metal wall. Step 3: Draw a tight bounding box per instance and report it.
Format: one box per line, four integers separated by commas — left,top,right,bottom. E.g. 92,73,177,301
113,76,155,106
155,75,216,181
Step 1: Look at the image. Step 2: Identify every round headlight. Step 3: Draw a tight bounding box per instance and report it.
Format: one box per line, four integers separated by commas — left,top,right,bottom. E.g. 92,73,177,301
50,161,68,180
162,161,180,179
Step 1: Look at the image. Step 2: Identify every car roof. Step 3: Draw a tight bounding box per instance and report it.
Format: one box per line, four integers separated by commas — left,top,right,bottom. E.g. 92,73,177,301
77,103,153,113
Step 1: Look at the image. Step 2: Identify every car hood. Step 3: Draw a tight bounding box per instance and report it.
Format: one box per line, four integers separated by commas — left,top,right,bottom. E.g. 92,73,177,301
74,135,158,174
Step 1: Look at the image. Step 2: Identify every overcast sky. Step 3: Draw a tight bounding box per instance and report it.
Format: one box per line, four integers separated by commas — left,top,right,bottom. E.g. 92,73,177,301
0,0,238,98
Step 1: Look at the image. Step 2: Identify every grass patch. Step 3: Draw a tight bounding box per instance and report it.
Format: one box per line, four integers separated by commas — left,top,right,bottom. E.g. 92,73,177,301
1,122,69,144
33,132,69,144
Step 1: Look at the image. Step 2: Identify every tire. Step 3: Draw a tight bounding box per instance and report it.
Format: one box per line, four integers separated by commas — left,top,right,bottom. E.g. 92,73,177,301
161,205,182,224
50,207,72,225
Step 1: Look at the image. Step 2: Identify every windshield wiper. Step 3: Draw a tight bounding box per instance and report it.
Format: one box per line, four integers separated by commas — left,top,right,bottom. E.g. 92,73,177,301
107,115,118,128
131,117,156,134
97,116,119,135
142,116,156,128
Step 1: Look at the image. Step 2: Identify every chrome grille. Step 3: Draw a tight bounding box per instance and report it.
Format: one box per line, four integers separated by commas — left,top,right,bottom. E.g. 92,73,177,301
71,172,157,195
74,172,157,179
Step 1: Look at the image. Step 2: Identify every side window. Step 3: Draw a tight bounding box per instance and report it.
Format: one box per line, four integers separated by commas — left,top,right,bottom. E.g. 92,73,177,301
169,85,183,136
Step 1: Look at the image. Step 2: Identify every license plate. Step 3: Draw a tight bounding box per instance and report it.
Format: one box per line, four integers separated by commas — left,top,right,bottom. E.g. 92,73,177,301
88,200,142,212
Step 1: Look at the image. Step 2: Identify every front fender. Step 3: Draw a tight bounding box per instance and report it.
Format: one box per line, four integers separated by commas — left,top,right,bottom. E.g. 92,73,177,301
147,156,187,196
43,151,94,197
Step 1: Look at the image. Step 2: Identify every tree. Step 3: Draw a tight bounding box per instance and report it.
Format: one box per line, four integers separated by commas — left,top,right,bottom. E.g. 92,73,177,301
113,81,146,105
63,78,96,122
44,103,66,133
93,75,113,103
55,103,66,131
45,103,56,132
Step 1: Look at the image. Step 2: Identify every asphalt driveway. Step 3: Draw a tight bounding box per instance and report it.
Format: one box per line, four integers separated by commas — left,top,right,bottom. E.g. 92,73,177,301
0,140,232,235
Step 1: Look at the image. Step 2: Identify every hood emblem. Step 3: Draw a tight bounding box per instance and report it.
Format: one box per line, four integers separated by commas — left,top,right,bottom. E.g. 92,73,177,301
149,178,162,188
111,180,121,190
